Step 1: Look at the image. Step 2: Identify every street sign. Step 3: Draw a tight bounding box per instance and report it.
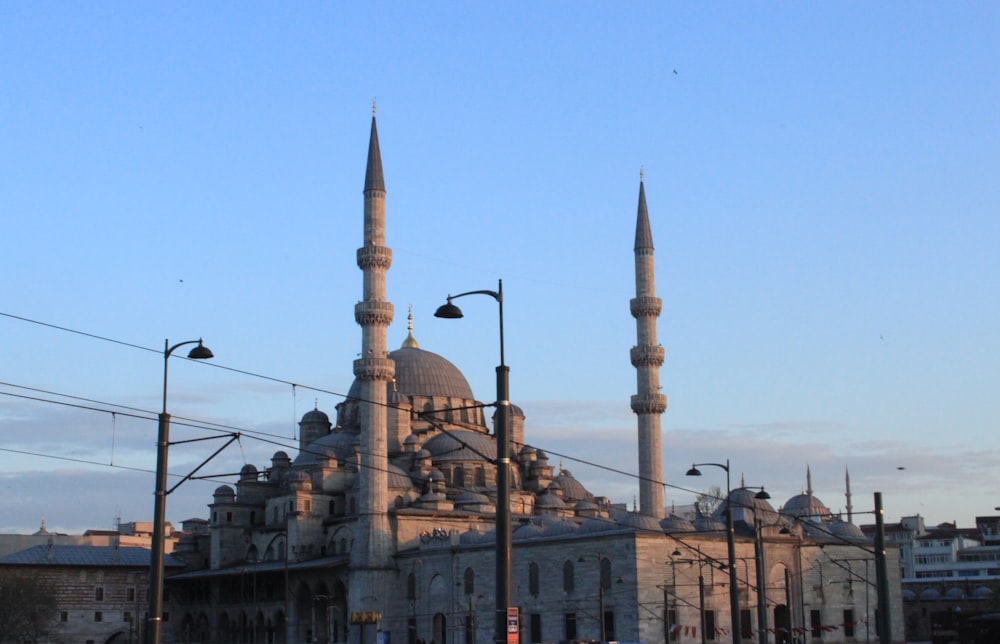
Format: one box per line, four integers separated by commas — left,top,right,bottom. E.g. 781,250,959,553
506,607,519,644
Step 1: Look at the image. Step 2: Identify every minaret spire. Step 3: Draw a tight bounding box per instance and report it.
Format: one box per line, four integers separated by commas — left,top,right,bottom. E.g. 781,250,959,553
349,108,395,643
630,171,666,519
806,465,813,496
845,466,854,524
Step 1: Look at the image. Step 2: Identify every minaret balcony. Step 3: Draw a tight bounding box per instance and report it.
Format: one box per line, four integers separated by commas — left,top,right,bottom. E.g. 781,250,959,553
631,392,667,415
630,344,665,367
630,296,662,318
355,300,395,327
353,357,396,382
356,245,393,270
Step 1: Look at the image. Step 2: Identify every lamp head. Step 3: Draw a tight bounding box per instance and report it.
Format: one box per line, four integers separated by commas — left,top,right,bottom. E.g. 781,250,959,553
434,299,464,319
755,487,771,500
685,466,702,477
187,340,214,360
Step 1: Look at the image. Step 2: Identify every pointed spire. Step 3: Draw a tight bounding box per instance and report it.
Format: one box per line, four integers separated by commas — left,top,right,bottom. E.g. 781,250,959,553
364,108,385,193
806,465,813,496
634,169,654,252
401,305,419,349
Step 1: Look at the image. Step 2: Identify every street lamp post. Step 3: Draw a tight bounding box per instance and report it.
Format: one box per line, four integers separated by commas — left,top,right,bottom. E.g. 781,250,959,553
435,278,511,644
147,338,213,644
686,460,741,644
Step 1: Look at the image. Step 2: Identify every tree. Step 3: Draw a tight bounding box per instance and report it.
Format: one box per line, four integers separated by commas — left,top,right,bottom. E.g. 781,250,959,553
695,485,724,517
0,570,57,644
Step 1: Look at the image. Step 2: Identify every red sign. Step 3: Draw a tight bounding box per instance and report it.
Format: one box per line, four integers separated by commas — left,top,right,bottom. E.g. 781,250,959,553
506,607,519,644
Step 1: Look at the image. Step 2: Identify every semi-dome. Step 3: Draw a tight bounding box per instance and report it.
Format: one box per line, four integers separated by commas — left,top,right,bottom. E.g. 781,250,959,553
346,346,476,401
423,429,497,463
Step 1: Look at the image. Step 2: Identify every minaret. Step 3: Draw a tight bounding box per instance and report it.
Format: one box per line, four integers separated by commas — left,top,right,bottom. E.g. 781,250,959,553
806,465,813,495
349,104,395,640
630,171,667,519
845,466,854,524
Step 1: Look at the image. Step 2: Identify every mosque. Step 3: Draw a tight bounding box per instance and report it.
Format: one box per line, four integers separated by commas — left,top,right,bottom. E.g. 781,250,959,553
166,111,904,644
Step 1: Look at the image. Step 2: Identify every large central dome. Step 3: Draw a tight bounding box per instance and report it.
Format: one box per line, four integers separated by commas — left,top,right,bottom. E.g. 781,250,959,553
346,346,476,401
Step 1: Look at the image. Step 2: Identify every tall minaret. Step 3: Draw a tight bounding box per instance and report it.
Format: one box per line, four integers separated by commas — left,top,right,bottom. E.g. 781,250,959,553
349,104,396,639
630,171,667,519
845,466,854,524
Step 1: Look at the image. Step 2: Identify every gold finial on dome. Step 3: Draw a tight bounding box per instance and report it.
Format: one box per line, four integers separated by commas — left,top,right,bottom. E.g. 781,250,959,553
401,304,419,349
372,98,377,116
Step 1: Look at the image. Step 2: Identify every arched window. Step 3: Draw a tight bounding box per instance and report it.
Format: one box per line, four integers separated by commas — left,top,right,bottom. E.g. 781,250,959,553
528,562,540,596
600,557,612,590
464,567,474,595
563,560,575,593
475,467,486,487
453,466,465,488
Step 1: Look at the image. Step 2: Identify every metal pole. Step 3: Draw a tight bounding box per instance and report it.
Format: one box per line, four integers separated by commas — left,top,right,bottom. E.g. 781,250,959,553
494,280,513,644
146,338,173,644
698,568,707,644
724,463,742,644
599,563,606,642
874,492,891,644
755,516,768,644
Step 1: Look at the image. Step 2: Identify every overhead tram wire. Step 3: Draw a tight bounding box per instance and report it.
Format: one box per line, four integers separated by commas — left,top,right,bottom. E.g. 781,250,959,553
2,311,882,548
0,386,881,548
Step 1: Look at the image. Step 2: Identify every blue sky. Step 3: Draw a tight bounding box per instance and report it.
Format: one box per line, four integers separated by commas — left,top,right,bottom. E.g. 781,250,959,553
1,2,998,534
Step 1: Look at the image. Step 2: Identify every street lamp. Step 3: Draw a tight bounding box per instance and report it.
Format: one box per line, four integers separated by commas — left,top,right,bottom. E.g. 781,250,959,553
147,338,213,644
435,278,511,644
686,460,741,644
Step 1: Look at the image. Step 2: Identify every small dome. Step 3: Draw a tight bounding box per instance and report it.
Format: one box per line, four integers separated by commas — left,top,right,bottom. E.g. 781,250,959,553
553,469,593,503
460,528,486,545
301,408,331,425
783,492,831,521
513,521,546,540
535,491,568,512
919,588,942,601
240,464,258,481
213,485,235,499
828,519,867,541
661,514,697,533
294,429,359,467
455,491,491,506
578,516,618,534
902,589,918,601
694,513,726,532
972,586,993,599
945,587,966,600
540,518,580,537
716,488,779,528
619,511,663,534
